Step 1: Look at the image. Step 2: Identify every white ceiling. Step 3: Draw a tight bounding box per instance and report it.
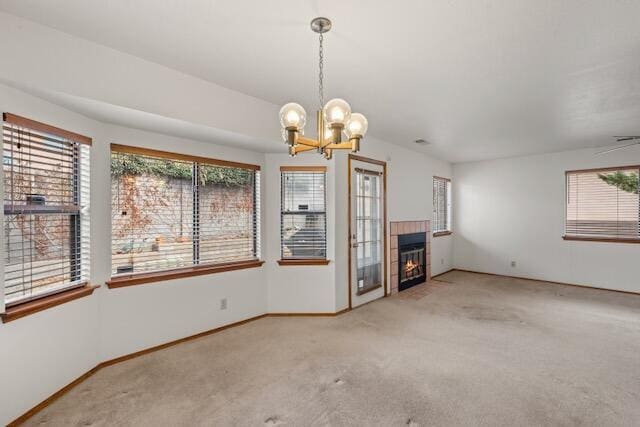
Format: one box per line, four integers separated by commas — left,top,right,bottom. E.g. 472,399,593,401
1,0,640,162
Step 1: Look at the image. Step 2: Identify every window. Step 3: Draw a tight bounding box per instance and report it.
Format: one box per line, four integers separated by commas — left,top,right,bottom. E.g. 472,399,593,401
280,167,327,261
433,176,451,235
110,145,260,280
565,166,639,242
2,113,91,307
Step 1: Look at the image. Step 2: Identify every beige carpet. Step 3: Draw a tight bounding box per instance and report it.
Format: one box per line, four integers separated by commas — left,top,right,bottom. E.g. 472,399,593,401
27,271,640,426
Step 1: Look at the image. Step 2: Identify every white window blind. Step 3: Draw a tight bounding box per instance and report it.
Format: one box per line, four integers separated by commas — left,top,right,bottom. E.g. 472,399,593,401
280,167,327,259
3,113,91,307
111,146,260,276
565,167,639,241
433,176,451,234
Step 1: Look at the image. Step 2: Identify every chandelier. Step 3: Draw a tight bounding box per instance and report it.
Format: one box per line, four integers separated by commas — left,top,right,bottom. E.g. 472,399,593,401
279,17,368,160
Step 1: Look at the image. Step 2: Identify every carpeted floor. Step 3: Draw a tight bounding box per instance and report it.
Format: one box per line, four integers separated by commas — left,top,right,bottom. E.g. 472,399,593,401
27,271,640,426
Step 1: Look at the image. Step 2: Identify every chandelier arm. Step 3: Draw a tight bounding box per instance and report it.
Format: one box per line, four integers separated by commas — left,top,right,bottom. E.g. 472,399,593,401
323,142,353,150
292,143,318,155
320,138,333,149
296,136,321,147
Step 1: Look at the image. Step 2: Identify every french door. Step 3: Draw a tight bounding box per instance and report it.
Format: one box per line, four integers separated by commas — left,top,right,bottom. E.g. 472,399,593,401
349,156,386,308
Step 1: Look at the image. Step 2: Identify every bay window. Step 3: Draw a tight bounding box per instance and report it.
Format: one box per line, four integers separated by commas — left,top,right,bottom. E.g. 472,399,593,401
109,145,261,286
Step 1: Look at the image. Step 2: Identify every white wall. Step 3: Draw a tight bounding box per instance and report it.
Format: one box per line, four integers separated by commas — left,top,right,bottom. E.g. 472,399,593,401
453,146,640,293
264,154,336,313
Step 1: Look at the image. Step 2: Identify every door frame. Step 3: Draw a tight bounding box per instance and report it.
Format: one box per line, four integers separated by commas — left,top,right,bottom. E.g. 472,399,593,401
347,154,388,309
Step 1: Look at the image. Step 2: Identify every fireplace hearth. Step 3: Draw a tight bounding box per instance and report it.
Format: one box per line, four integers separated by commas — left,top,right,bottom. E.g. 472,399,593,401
398,232,427,291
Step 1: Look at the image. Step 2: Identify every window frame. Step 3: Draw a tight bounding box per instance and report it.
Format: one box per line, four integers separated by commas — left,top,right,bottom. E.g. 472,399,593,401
278,166,329,266
107,144,263,288
1,113,94,322
563,165,640,244
433,176,452,237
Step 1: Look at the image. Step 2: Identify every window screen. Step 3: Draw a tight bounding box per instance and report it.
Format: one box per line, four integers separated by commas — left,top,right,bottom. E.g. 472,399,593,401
280,167,327,259
3,113,91,306
433,176,451,234
565,167,639,240
111,146,260,276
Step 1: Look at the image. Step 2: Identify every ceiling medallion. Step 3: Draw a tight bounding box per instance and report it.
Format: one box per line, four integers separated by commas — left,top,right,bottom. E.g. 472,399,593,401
279,17,368,160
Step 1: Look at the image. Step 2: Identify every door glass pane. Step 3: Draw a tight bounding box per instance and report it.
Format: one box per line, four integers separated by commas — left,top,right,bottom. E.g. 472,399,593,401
355,170,383,292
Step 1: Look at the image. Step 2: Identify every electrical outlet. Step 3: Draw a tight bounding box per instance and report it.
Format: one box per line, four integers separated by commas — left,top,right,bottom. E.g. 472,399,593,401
511,261,516,268
220,298,227,310
441,258,444,265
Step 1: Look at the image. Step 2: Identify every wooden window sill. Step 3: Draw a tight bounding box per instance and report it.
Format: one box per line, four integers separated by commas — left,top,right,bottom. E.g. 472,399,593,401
277,259,331,266
1,284,99,323
562,235,640,244
106,259,265,289
433,231,453,237
356,283,382,296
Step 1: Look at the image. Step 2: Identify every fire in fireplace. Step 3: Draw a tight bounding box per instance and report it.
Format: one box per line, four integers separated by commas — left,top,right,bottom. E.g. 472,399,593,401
398,232,426,291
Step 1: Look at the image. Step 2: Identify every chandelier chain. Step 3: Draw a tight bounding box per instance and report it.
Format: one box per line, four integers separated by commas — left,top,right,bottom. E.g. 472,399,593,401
318,33,324,109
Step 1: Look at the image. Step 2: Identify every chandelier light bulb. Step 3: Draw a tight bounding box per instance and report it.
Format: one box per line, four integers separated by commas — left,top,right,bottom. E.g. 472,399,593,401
345,113,368,138
323,98,351,126
279,102,307,130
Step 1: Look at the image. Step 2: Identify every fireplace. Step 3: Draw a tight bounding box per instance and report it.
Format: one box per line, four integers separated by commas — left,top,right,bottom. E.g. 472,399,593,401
390,221,430,294
398,232,427,291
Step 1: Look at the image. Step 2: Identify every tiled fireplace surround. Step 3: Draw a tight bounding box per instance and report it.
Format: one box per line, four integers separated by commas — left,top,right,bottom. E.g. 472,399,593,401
390,220,431,294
